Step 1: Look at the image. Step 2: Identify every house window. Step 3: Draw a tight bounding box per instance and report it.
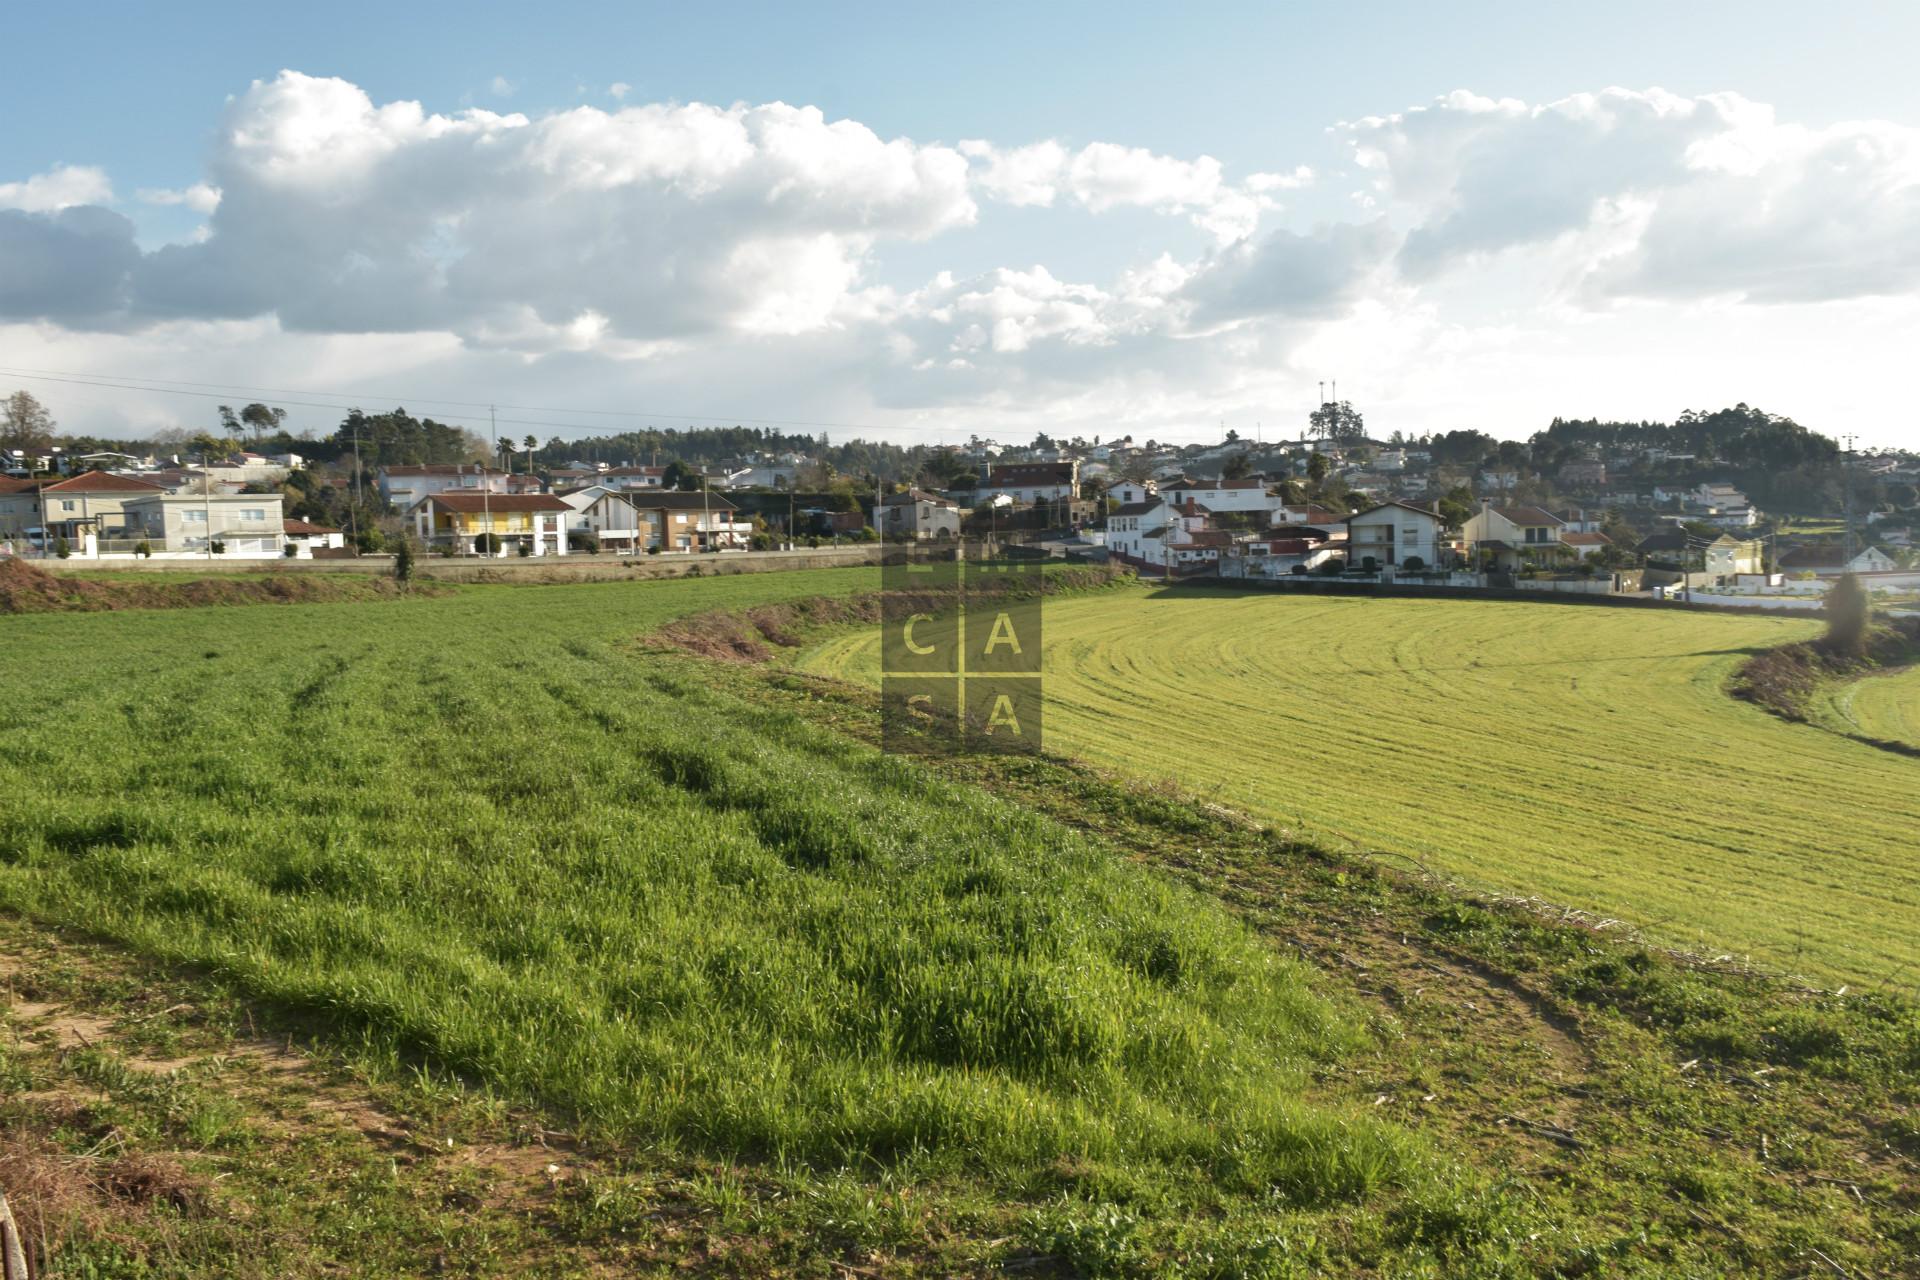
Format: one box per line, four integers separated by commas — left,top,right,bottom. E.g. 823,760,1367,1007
183,510,208,524
239,508,267,522
61,500,76,511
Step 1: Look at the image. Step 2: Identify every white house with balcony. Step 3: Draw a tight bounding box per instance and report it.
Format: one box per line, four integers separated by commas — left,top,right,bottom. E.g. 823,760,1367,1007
121,493,287,558
1343,501,1449,571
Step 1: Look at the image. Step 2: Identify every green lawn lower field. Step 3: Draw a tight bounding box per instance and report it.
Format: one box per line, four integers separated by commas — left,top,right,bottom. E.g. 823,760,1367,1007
1818,663,1920,749
795,584,1920,985
0,570,1413,1209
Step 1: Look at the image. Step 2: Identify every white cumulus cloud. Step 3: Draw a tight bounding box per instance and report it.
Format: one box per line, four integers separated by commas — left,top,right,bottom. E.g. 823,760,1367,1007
137,182,223,213
0,164,113,212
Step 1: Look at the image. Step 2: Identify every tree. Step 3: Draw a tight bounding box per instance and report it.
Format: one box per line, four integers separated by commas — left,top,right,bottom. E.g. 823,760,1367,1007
1308,399,1365,440
1824,573,1871,657
239,403,288,440
1,390,57,456
1306,452,1332,485
663,459,701,491
393,537,415,584
1221,451,1255,481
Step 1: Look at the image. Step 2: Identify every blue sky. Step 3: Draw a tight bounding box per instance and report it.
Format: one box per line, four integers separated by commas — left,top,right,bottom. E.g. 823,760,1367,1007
5,2,1920,445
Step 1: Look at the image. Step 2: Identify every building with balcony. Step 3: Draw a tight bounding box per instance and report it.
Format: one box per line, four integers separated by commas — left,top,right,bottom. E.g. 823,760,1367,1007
410,492,572,556
121,492,287,557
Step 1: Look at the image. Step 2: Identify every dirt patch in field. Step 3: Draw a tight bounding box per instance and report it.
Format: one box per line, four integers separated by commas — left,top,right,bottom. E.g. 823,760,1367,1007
0,558,445,613
644,565,1127,662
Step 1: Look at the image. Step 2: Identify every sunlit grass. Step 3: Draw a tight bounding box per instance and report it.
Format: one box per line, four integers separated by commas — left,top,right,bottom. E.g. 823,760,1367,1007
0,571,1415,1203
795,583,1920,982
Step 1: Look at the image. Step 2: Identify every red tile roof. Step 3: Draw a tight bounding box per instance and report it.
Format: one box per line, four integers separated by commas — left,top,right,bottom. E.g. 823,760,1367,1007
1560,531,1612,546
40,470,165,493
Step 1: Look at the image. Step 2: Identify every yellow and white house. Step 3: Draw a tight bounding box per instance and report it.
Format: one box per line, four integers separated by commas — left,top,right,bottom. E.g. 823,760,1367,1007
410,492,572,556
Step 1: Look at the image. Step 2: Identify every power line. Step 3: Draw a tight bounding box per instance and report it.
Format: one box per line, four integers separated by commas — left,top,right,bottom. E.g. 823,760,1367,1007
0,364,957,438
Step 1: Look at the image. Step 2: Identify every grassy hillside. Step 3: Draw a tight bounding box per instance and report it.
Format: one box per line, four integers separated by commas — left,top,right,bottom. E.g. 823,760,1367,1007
794,584,1920,984
0,572,1423,1240
1817,663,1920,749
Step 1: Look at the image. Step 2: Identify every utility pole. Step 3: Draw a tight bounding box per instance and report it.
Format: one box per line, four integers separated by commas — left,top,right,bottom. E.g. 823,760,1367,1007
348,419,363,550
485,405,496,558
1842,433,1857,569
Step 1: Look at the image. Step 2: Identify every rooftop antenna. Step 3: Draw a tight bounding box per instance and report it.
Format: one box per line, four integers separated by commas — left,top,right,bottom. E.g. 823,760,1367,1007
1318,381,1325,405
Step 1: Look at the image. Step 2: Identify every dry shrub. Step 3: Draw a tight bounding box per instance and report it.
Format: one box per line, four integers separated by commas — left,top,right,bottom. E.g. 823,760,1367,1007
0,558,440,614
1,1129,207,1272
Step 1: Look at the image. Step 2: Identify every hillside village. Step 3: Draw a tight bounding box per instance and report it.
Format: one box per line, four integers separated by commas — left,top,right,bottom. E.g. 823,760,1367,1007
5,394,1919,603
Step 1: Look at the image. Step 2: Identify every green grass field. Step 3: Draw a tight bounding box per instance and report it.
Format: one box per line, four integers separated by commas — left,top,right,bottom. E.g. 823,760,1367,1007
1817,664,1920,749
795,584,1920,984
0,571,1417,1210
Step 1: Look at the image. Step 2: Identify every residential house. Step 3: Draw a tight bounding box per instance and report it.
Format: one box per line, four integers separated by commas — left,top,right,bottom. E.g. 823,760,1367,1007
378,464,511,508
980,460,1079,505
1776,544,1898,577
1107,497,1216,575
282,519,346,557
876,488,961,540
598,465,668,490
1343,501,1448,570
556,486,750,552
1691,482,1758,528
1703,535,1765,579
122,492,286,557
411,492,573,556
1461,503,1569,570
1275,503,1350,530
1160,475,1275,516
1108,479,1157,506
1220,525,1345,578
1559,532,1614,560
1558,459,1609,488
0,471,166,550
1633,527,1691,563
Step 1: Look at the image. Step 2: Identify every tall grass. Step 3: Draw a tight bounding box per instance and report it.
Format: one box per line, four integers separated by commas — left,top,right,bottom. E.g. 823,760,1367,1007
0,571,1413,1203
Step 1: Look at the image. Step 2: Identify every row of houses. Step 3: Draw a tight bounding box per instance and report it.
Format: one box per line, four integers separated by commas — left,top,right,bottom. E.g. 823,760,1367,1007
0,472,343,559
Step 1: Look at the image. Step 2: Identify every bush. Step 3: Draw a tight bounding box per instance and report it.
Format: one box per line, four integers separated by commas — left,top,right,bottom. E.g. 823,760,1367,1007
1290,563,1309,576
134,540,151,559
517,539,532,557
646,544,661,555
473,532,502,556
209,539,226,555
1317,558,1346,576
1401,555,1426,572
284,542,300,557
394,538,415,583
356,528,386,554
856,525,879,543
1361,555,1378,573
1825,573,1870,657
751,532,773,551
568,531,600,554
54,536,70,559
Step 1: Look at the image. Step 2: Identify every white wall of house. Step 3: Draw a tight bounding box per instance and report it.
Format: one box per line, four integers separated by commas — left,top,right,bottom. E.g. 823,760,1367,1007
121,493,287,558
1346,507,1445,568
